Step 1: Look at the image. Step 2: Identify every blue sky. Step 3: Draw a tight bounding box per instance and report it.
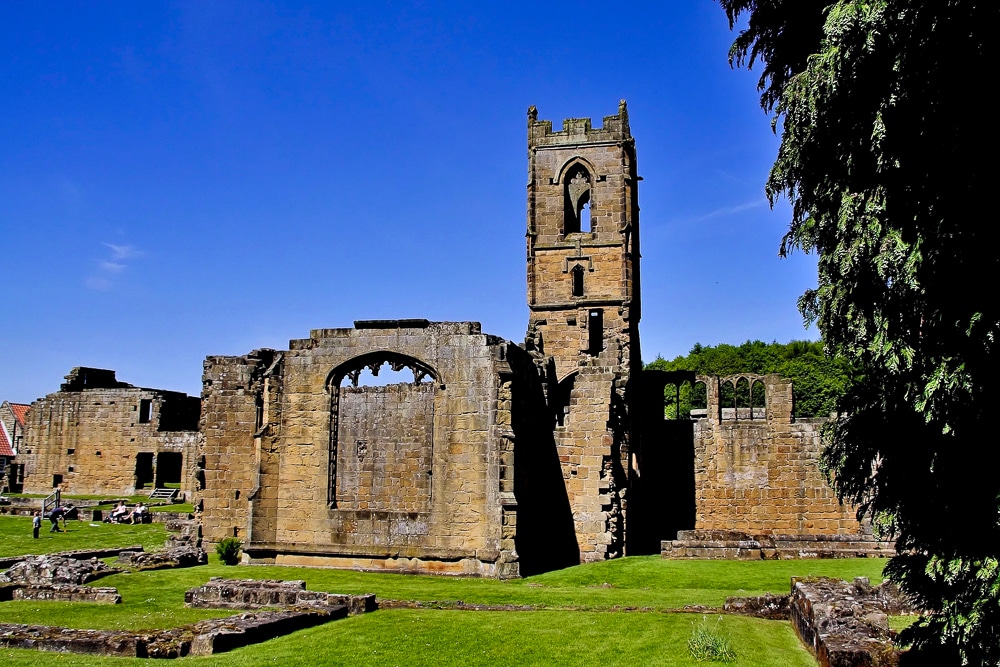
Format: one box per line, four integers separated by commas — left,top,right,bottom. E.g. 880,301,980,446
0,2,817,402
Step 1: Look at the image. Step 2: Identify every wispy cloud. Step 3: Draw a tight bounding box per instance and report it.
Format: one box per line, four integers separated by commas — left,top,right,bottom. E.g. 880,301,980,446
86,242,143,290
103,243,141,260
688,198,769,224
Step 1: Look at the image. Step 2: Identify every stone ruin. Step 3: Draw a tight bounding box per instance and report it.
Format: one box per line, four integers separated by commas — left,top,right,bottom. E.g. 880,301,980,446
116,545,207,571
11,103,885,578
0,554,121,604
725,576,917,667
185,578,376,616
0,575,375,659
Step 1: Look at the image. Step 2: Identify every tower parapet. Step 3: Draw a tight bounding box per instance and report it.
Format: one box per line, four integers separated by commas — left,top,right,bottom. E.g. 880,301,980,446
527,100,631,146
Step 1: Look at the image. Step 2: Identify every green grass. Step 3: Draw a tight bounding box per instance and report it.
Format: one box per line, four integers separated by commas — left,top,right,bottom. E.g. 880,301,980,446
5,493,153,502
0,515,167,557
0,514,892,665
149,503,194,513
0,610,816,666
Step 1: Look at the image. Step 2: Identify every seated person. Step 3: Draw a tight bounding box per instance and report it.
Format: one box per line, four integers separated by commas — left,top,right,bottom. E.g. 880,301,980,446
130,502,148,524
108,501,129,523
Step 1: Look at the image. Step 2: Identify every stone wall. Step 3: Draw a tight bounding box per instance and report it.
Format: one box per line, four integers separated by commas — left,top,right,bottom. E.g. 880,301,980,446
201,320,514,576
20,368,201,499
692,374,859,536
335,384,434,512
200,349,276,541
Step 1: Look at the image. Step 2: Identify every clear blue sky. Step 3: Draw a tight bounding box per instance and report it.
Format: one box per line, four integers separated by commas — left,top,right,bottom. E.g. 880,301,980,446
0,1,817,402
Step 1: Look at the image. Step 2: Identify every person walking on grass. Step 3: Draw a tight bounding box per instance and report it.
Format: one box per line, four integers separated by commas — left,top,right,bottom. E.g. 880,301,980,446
32,511,41,538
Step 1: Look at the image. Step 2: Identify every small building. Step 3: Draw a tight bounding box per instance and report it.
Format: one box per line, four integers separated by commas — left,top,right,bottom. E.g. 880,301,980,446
19,368,201,500
0,401,29,492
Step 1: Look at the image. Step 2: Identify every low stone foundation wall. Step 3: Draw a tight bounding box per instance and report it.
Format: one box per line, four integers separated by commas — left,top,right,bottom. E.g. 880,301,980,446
185,578,376,616
11,584,122,604
661,530,893,560
0,608,346,658
790,577,915,667
116,546,206,571
258,551,499,577
0,623,146,657
0,554,120,585
187,608,348,656
0,546,144,570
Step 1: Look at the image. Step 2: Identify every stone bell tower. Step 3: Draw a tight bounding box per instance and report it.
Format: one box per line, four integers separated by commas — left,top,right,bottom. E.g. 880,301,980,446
524,101,642,561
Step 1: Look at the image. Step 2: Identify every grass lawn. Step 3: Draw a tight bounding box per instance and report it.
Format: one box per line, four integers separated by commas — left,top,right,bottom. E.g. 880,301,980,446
0,514,891,665
0,515,168,558
0,609,818,666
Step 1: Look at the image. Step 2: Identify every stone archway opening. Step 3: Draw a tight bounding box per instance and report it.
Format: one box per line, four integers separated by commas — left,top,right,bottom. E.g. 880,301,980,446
326,352,440,512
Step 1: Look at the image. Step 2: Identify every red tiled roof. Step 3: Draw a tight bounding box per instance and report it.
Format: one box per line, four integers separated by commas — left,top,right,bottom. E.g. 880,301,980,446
10,403,29,426
0,426,12,458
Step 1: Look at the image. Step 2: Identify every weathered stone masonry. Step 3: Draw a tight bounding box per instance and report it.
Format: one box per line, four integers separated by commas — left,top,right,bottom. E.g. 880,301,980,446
523,101,642,565
20,368,200,499
201,320,518,577
14,103,881,577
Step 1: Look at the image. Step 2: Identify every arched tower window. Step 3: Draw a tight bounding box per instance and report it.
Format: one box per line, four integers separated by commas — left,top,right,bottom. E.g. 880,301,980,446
564,165,592,235
571,264,585,297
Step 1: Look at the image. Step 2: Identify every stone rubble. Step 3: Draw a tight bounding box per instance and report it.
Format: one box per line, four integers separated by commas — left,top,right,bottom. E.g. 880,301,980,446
0,554,118,586
116,545,207,571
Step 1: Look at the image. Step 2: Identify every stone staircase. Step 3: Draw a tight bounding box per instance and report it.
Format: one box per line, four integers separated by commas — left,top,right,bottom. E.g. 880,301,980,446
148,488,178,501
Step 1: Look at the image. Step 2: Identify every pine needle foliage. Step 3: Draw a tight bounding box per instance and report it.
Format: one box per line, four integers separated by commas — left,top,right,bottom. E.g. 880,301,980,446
719,1,1000,663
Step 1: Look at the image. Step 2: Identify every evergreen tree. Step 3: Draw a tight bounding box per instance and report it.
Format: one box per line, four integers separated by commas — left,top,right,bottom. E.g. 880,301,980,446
719,1,1000,662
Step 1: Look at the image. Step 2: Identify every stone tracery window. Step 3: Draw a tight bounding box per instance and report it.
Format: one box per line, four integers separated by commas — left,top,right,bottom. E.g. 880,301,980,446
564,165,592,235
325,352,440,509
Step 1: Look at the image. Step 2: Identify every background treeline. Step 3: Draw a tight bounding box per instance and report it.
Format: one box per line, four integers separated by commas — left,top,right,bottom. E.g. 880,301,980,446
645,340,854,419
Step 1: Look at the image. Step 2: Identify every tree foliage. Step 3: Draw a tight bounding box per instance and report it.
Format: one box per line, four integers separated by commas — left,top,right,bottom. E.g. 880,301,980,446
646,340,852,419
720,1,1000,663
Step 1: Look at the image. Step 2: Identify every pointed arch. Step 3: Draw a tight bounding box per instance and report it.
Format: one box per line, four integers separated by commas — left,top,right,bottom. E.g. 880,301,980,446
554,156,599,185
325,351,439,391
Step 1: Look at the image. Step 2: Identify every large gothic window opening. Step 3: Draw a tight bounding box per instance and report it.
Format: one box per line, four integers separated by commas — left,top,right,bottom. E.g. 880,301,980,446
564,164,592,235
326,352,438,512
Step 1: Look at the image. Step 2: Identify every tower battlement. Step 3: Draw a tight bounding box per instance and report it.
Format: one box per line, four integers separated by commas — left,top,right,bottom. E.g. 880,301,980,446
528,100,632,147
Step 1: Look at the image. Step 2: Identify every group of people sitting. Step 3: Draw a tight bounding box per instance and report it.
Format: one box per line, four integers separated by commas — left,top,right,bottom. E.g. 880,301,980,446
105,500,149,524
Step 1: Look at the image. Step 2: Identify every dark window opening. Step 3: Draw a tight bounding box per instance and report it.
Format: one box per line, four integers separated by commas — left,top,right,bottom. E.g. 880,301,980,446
719,381,736,418
66,448,75,455
751,381,766,419
254,394,264,431
736,377,751,409
572,265,585,297
138,399,152,424
52,474,63,487
155,452,183,488
691,381,708,417
95,450,102,456
134,452,154,489
588,309,604,355
564,166,592,235
234,489,240,500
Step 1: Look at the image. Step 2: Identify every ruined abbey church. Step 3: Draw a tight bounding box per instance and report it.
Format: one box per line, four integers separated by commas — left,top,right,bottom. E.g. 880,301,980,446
13,103,886,577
